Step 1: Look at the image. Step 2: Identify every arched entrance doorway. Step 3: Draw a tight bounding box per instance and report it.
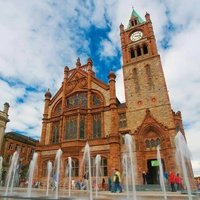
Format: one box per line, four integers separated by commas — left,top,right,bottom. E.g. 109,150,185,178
146,158,165,184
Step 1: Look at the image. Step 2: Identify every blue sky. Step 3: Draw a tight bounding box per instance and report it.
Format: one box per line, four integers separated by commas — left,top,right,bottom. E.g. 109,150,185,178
0,0,200,175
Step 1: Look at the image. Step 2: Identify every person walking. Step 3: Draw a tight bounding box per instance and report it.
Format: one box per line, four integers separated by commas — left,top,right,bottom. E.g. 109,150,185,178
169,171,176,192
113,169,122,193
175,173,182,191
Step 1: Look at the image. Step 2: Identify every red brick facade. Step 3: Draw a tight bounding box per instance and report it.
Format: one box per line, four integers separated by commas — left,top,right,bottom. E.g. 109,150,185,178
36,9,194,186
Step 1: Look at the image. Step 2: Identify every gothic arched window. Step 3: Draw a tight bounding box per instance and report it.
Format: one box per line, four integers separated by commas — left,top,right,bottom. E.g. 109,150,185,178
145,140,150,148
80,115,85,139
143,43,148,54
65,116,77,140
66,92,87,109
130,48,135,58
93,113,101,138
150,139,155,148
52,124,59,144
156,138,161,146
92,93,101,106
136,45,141,56
101,157,108,176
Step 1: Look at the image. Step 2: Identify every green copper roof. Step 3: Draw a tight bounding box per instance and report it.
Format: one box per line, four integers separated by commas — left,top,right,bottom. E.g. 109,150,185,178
127,8,144,28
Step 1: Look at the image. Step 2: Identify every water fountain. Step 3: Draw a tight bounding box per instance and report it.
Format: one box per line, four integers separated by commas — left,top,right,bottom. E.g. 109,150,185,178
124,134,137,200
95,154,101,197
82,142,93,200
122,153,130,199
27,152,38,197
5,151,19,196
175,131,192,200
46,160,52,196
67,157,72,197
157,146,167,200
54,148,63,199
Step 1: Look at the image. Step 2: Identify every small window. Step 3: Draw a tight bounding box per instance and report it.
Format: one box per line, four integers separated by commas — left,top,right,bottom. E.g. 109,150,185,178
130,48,135,58
145,140,150,148
136,46,141,56
143,44,148,54
119,113,127,128
134,19,138,25
131,21,134,26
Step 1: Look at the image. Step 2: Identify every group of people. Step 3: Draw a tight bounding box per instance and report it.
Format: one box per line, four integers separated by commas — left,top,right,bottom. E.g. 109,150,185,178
166,171,183,192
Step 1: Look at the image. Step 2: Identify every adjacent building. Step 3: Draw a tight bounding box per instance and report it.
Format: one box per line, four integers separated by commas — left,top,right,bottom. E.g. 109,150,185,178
36,8,194,186
0,103,10,154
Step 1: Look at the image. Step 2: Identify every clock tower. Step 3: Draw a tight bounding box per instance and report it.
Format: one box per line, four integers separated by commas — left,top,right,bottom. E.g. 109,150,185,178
120,8,172,132
119,8,194,184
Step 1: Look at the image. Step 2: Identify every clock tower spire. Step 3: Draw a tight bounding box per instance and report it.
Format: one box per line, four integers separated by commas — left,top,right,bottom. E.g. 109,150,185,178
120,7,172,134
120,8,158,65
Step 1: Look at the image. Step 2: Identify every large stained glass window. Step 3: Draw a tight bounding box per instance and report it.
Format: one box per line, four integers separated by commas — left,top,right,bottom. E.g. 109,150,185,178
65,116,77,140
93,113,101,138
66,93,87,108
52,124,59,143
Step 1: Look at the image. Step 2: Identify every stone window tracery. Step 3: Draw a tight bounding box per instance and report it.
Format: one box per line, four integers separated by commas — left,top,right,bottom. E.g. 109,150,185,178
145,137,161,150
66,92,87,109
52,124,59,144
92,93,101,106
65,115,86,140
65,116,77,140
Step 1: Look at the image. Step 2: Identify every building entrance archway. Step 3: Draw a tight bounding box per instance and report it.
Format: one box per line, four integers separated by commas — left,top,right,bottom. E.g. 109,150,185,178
146,159,165,184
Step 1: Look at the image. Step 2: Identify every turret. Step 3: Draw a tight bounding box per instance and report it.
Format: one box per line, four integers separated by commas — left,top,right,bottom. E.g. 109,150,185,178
145,12,151,22
108,71,116,107
3,102,9,114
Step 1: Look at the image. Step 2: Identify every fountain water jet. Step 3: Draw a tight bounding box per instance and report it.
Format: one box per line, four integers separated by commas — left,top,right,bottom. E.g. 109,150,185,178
124,134,137,200
54,148,63,199
82,142,93,200
46,160,52,196
175,131,192,200
95,154,101,197
5,151,19,196
157,146,167,200
122,153,130,199
67,157,72,197
27,152,38,197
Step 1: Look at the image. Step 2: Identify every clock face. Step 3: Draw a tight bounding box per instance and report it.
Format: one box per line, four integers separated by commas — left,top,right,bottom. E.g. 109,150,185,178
130,31,143,41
